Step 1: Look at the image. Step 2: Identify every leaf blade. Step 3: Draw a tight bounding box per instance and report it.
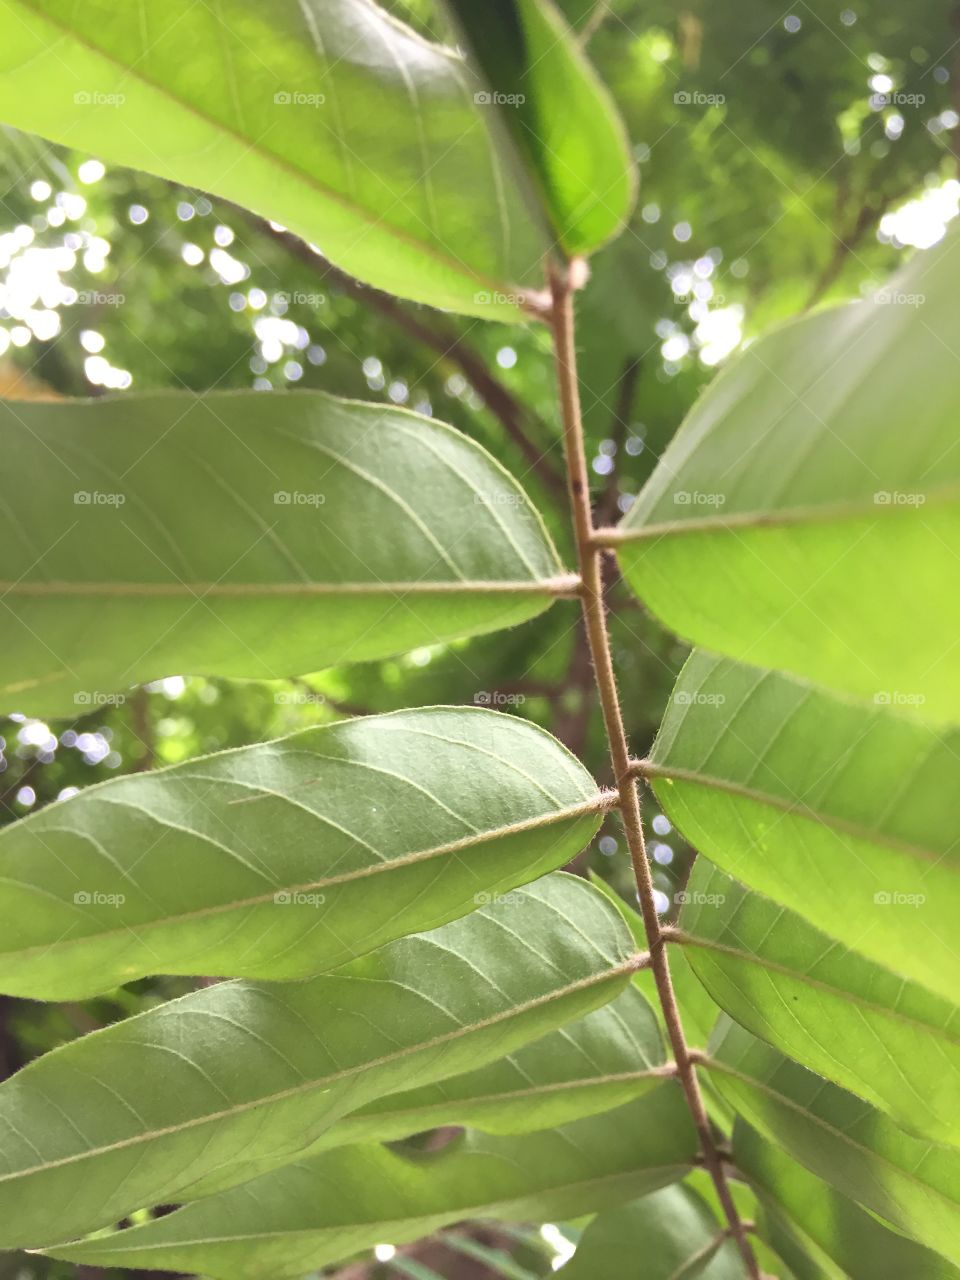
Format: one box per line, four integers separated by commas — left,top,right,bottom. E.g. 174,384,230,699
1,391,565,718
617,232,960,720
43,1089,697,1277
0,874,640,1249
0,0,549,316
649,651,959,1003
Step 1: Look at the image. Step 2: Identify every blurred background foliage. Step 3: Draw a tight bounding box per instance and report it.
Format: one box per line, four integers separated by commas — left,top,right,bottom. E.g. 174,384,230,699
1,0,958,1275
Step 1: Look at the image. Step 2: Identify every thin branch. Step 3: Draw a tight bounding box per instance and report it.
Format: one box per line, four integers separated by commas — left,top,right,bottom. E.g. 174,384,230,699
129,686,155,773
546,261,762,1280
253,219,569,502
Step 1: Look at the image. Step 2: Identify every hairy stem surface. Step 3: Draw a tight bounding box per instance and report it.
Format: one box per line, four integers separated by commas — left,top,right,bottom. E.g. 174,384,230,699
547,262,761,1279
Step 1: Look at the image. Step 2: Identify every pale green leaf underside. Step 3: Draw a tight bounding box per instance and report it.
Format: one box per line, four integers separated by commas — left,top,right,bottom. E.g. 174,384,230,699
0,707,605,998
618,231,960,721
679,862,960,1147
316,982,668,1147
0,874,638,1249
560,1183,748,1280
708,1022,960,1267
650,652,959,1003
735,1120,960,1280
0,0,550,317
0,391,565,719
184,982,670,1194
44,1089,697,1277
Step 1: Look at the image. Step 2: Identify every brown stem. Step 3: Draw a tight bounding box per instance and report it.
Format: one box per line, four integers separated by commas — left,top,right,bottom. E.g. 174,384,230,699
546,262,761,1279
253,219,568,502
130,686,155,773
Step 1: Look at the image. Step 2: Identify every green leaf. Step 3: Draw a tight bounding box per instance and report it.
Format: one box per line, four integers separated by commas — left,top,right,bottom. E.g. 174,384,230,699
677,861,960,1147
442,0,636,255
706,1021,960,1267
616,231,960,721
559,1184,749,1280
0,0,551,318
0,708,607,998
1,391,567,719
43,1089,698,1277
0,873,640,1250
648,651,959,1003
735,1119,960,1280
310,982,670,1149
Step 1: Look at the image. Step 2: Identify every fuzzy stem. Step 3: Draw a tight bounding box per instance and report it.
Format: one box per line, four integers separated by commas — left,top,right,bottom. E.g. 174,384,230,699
546,261,761,1280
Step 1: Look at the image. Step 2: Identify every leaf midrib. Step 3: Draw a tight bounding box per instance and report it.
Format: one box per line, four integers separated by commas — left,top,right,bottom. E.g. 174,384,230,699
2,794,612,963
1,577,577,597
705,1058,958,1205
676,930,958,1043
646,762,947,867
615,478,960,543
52,1163,691,1254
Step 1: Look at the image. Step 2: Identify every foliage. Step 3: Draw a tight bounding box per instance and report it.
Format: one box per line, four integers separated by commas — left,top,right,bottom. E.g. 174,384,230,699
0,1,956,1279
